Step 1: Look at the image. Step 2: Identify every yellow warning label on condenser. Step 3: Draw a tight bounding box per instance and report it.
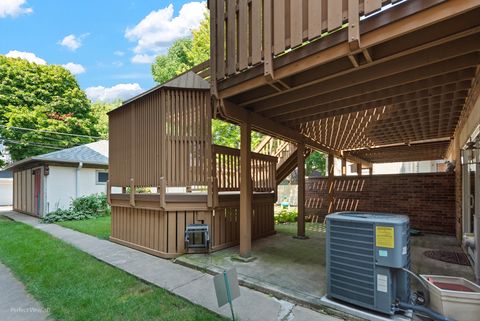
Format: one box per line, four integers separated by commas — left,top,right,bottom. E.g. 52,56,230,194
376,226,394,248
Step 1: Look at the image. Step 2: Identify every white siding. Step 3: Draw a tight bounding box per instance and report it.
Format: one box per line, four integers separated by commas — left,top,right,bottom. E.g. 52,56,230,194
46,166,76,212
46,166,107,213
0,178,12,206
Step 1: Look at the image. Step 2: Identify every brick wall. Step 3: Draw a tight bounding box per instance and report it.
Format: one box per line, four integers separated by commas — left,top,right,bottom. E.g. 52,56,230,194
305,173,456,235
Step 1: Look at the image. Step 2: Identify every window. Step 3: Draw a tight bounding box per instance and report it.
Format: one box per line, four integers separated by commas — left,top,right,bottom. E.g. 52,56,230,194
96,171,108,185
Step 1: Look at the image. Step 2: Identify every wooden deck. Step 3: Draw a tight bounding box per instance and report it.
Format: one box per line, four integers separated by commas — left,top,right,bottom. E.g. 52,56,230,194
107,80,278,259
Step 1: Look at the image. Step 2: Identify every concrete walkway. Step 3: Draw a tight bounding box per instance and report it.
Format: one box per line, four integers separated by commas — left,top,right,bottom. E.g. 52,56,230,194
0,263,50,321
1,210,343,321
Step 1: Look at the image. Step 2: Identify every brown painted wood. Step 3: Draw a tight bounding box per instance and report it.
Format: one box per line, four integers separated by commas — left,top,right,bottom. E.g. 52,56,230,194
240,120,252,258
297,143,306,237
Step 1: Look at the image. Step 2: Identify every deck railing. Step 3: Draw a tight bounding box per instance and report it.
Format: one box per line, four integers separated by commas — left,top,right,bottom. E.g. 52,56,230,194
210,0,396,81
213,144,277,192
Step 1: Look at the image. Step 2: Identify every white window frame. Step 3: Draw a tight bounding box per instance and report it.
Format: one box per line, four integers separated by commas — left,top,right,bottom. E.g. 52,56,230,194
96,170,108,185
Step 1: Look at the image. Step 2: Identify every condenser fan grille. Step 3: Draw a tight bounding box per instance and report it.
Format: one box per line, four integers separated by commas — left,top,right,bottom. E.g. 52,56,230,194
329,220,375,306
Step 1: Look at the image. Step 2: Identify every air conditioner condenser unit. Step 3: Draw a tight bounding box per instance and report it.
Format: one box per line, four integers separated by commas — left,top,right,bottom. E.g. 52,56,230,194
326,212,410,316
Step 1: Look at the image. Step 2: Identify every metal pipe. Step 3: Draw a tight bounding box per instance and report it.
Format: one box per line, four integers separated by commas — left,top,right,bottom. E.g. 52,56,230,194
398,302,457,321
75,162,83,198
401,267,430,307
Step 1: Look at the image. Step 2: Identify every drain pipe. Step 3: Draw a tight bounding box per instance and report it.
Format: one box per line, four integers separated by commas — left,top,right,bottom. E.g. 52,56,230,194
75,162,83,198
397,302,457,321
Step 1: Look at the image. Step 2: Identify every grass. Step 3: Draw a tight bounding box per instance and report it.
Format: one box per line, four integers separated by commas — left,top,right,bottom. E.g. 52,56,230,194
57,215,111,239
275,222,326,237
0,218,226,321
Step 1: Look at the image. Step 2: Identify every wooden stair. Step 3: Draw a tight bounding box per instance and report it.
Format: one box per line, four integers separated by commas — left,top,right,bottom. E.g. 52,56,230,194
255,136,311,185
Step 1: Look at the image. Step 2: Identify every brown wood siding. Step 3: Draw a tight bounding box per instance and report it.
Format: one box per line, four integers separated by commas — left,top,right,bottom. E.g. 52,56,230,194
110,193,275,258
12,168,36,216
109,88,211,188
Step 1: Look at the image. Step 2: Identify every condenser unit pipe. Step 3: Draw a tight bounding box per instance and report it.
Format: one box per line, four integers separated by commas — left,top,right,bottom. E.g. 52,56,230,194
398,302,457,321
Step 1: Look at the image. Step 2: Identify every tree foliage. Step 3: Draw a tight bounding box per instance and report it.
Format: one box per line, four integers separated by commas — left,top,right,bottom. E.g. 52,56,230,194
0,55,99,161
151,38,194,84
90,100,122,138
306,151,326,176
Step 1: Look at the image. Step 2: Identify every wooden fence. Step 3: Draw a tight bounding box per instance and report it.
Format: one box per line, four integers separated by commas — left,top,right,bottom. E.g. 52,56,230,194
211,0,396,80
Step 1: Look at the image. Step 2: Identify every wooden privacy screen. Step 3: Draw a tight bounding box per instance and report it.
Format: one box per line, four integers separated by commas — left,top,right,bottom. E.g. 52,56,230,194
109,88,211,188
211,0,395,79
165,89,211,187
212,144,277,192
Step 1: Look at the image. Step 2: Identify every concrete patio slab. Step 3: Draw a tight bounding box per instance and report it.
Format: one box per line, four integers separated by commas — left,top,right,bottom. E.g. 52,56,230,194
0,262,50,321
0,210,343,321
176,222,475,310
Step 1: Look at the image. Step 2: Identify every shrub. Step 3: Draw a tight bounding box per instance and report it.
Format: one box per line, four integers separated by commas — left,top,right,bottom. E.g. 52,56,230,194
43,194,110,223
274,210,298,224
71,193,110,217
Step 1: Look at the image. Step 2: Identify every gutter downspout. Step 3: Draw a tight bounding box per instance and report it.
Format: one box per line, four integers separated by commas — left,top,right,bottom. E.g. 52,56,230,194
76,162,83,198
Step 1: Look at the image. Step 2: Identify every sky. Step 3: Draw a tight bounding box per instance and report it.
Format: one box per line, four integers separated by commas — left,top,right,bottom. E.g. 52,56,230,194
0,0,207,102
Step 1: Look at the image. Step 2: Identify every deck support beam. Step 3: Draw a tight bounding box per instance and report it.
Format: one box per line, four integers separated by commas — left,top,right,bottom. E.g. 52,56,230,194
341,157,347,176
218,99,372,167
240,119,253,258
295,143,307,239
327,154,335,214
357,163,363,176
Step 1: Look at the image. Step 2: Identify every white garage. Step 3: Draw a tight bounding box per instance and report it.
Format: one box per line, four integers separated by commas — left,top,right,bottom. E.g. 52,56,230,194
0,170,13,206
6,141,110,217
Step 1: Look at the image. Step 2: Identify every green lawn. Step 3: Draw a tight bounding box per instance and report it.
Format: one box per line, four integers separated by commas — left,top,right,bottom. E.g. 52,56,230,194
57,215,111,239
0,218,226,321
275,222,326,237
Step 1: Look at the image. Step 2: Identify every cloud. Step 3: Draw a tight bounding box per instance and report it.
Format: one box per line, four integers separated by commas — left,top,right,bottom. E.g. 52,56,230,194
85,83,143,102
5,50,46,65
112,61,124,67
125,2,205,61
114,51,125,57
62,62,86,75
0,0,32,18
131,54,155,64
58,34,88,51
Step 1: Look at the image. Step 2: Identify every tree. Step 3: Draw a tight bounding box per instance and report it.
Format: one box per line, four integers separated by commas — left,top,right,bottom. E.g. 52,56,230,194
0,55,99,161
306,151,326,176
187,12,210,65
151,38,194,84
90,100,122,138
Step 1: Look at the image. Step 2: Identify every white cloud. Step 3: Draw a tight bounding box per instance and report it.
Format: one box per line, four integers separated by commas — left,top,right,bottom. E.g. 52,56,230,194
58,34,88,51
125,1,206,62
131,54,155,64
114,51,125,56
0,0,32,18
62,62,86,75
85,83,143,102
5,50,46,65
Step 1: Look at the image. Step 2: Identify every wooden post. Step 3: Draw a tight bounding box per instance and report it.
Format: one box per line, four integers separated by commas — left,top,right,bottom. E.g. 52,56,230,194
327,154,335,214
369,166,373,175
357,163,362,176
341,157,347,176
240,120,253,259
106,180,111,205
129,178,135,207
296,143,307,239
